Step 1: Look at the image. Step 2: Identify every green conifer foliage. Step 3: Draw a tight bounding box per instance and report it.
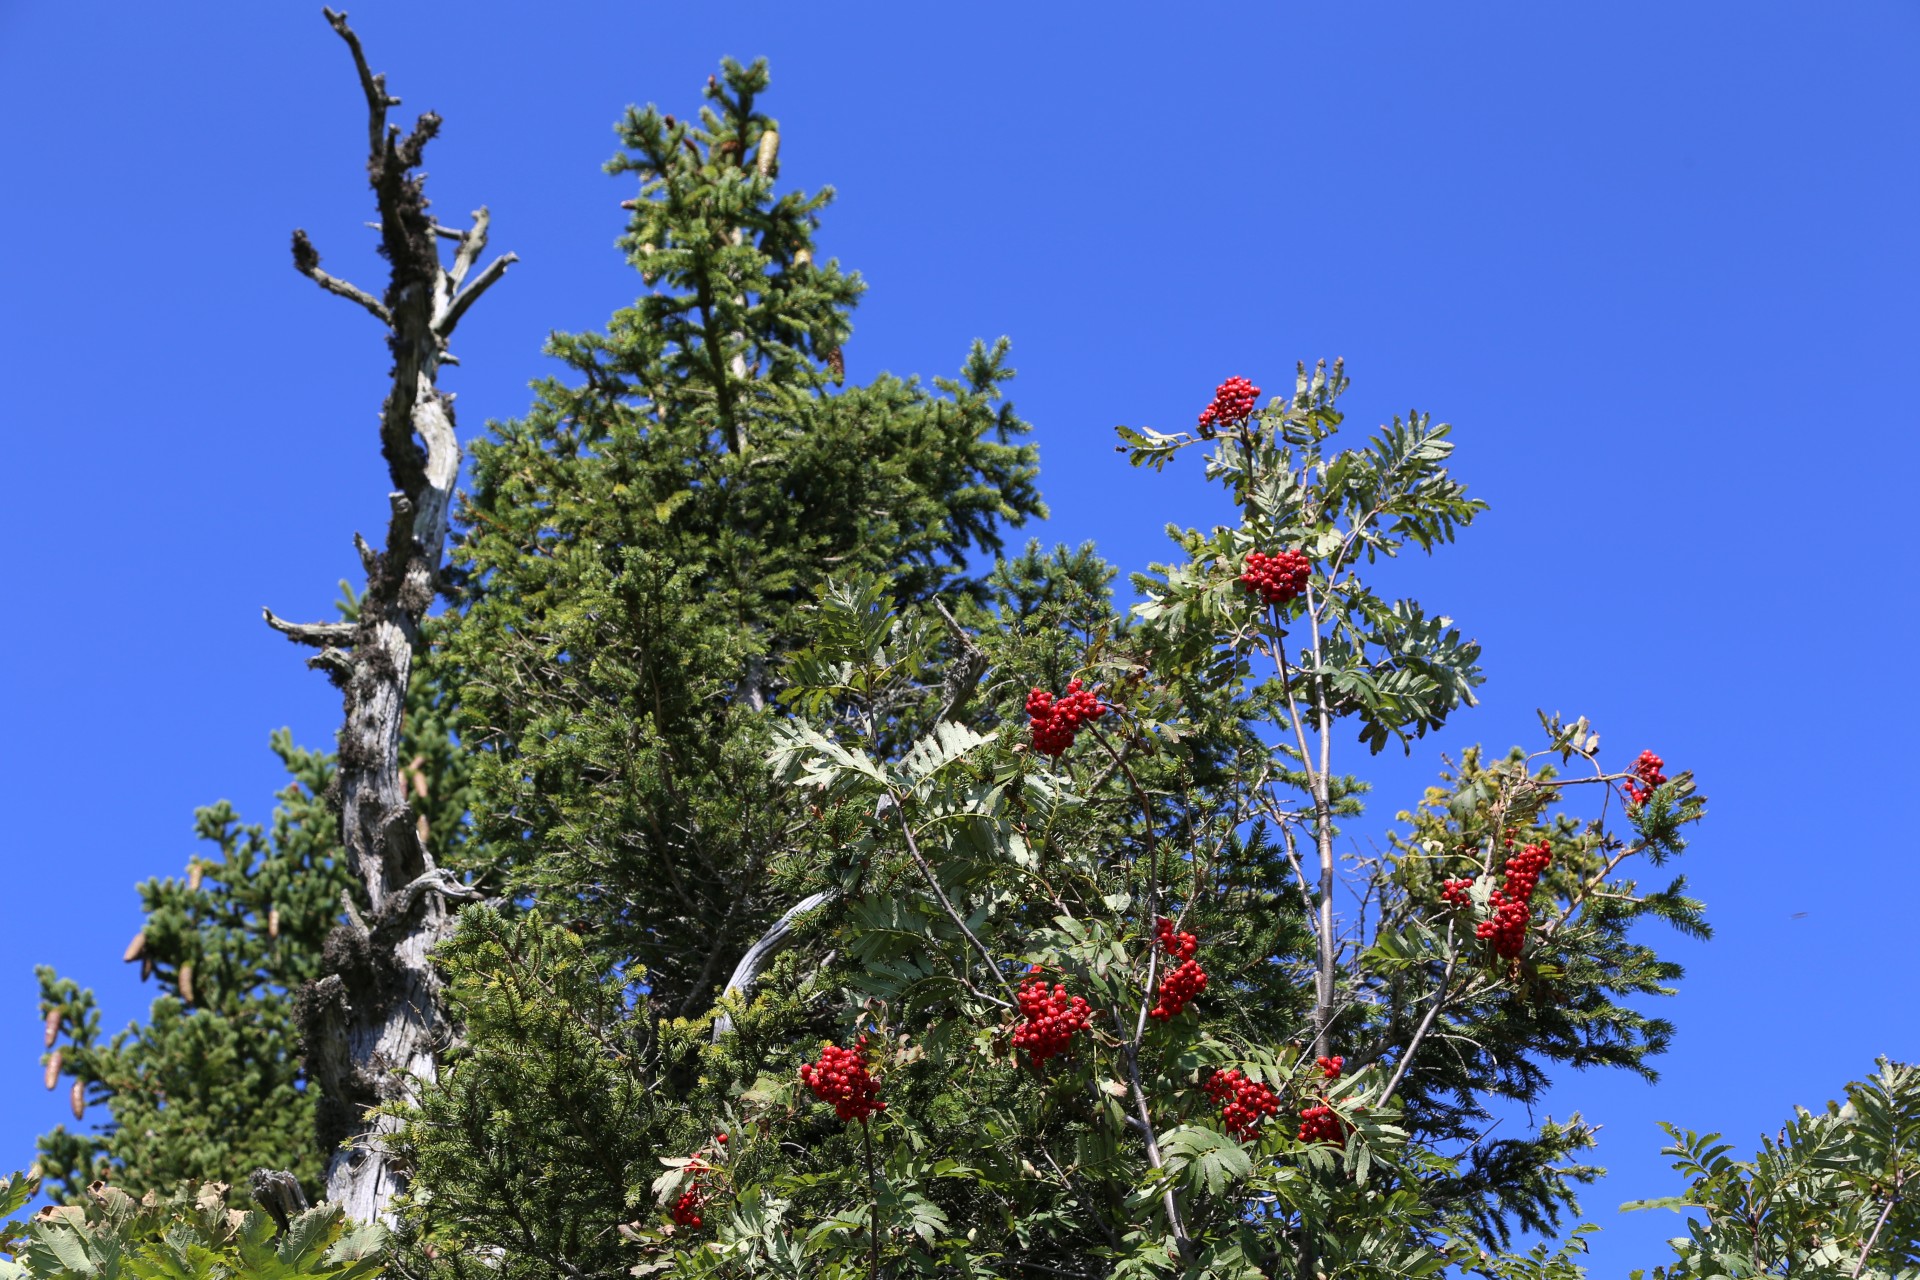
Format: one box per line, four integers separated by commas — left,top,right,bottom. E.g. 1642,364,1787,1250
34,612,473,1202
33,735,345,1203
444,58,1043,1013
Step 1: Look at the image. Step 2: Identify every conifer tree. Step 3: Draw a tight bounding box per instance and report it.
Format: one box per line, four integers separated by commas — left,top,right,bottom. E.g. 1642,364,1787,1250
386,57,1048,1277
34,733,347,1202
441,56,1044,1011
33,614,472,1203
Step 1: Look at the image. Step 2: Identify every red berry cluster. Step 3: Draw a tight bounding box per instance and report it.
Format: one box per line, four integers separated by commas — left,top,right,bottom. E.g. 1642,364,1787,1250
799,1035,886,1124
1441,878,1475,908
671,1186,705,1229
1148,917,1208,1021
1196,376,1261,436
669,1139,726,1230
1474,840,1553,959
1156,915,1199,962
1315,1055,1344,1080
1239,550,1312,606
1624,750,1668,806
1026,678,1107,758
1297,1104,1347,1146
1012,976,1092,1066
1204,1068,1282,1140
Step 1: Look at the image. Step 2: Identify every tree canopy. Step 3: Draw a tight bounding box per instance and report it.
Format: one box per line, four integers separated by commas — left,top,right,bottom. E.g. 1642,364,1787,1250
16,23,1914,1280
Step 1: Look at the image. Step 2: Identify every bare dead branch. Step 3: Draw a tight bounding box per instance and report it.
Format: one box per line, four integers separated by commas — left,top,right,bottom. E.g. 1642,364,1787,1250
437,250,518,338
382,868,485,922
710,890,834,1042
289,230,391,324
448,205,489,289
306,648,355,680
262,607,357,649
321,8,395,156
931,596,989,723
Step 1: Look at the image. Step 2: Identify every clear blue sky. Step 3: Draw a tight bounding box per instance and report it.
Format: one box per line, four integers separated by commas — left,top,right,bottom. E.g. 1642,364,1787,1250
1,2,1913,1271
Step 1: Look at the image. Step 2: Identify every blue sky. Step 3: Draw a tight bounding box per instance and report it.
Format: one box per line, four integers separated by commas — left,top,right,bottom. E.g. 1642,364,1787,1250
1,1,1914,1270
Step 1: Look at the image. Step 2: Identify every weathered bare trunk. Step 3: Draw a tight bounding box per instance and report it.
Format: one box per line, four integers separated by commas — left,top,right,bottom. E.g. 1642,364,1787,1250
266,7,514,1226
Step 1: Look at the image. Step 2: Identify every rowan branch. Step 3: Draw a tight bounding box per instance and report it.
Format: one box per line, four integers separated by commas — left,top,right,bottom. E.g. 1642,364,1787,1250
930,596,988,723
1112,1013,1194,1265
1378,942,1457,1107
1852,1170,1901,1278
289,230,390,324
885,790,1014,1008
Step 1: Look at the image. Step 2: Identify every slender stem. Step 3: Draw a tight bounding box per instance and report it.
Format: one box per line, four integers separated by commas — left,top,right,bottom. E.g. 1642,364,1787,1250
1115,1025,1193,1266
1302,588,1339,1061
1088,725,1162,927
1378,942,1457,1107
1085,724,1171,1050
885,790,1015,1006
1271,610,1338,1060
862,1120,880,1280
1852,1170,1900,1278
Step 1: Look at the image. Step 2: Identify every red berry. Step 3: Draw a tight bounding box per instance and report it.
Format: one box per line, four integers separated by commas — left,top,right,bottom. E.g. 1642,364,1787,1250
1148,918,1208,1020
1239,550,1313,607
1624,750,1669,806
1011,977,1093,1066
1205,1068,1282,1140
1297,1104,1347,1147
672,1184,706,1228
1027,677,1108,758
1315,1055,1344,1080
1196,376,1261,437
799,1037,885,1124
1469,840,1553,959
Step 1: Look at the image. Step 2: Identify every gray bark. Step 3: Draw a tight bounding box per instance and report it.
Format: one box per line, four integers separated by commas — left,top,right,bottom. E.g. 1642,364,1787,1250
271,7,513,1227
710,890,833,1042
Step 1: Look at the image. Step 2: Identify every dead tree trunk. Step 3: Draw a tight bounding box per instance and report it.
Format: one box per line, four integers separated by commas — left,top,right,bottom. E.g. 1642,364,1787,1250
266,7,514,1226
